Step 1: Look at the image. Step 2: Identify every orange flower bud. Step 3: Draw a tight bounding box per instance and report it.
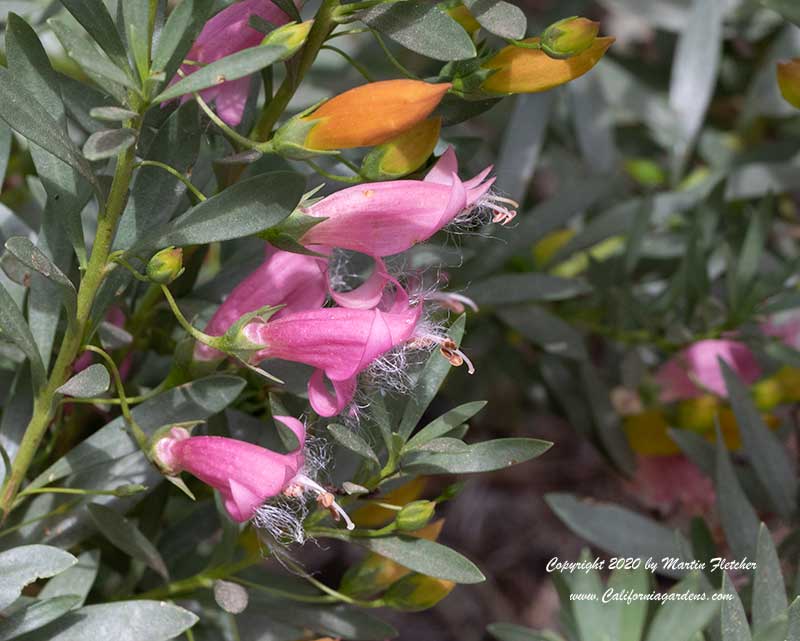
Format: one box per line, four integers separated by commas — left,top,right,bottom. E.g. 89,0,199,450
481,36,614,95
777,58,800,109
541,16,599,59
361,117,441,180
296,80,450,152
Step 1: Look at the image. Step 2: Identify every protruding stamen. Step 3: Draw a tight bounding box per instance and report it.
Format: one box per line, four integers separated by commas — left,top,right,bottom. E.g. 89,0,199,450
427,292,479,314
438,338,476,375
484,194,518,225
293,473,355,530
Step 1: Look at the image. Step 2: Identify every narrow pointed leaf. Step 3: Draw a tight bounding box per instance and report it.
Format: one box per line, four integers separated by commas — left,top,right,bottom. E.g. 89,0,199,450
721,573,751,641
122,0,151,80
401,438,551,474
152,0,215,78
327,424,380,466
0,595,81,641
87,504,168,580
0,280,46,390
405,401,487,451
753,523,788,633
89,106,139,122
644,573,719,641
59,0,131,71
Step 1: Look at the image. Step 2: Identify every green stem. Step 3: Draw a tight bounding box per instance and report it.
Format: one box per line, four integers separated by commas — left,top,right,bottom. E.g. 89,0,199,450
320,45,375,81
370,30,419,80
134,556,260,600
134,161,207,202
160,285,225,349
251,0,340,141
304,159,364,184
0,118,142,519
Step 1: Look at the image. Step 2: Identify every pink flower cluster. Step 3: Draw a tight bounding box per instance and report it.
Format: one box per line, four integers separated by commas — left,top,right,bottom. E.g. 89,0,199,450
194,147,505,418
154,146,514,526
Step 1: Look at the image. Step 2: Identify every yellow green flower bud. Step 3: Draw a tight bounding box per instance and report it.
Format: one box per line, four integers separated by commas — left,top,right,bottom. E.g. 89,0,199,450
395,500,436,531
777,58,800,109
752,377,784,411
262,20,313,52
339,553,402,598
775,366,800,402
541,16,600,59
361,117,441,180
146,246,184,284
382,573,455,611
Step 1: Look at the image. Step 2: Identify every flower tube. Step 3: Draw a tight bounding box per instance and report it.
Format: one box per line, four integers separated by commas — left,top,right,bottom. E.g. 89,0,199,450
153,416,354,530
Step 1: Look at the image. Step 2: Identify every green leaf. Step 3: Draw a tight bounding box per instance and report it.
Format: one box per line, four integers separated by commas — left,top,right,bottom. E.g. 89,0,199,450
87,504,168,579
568,549,613,641
114,100,201,251
467,274,591,306
788,598,800,641
18,601,197,641
132,171,304,251
89,106,139,122
48,18,135,100
397,314,465,440
361,1,477,61
404,401,486,451
667,0,723,177
0,545,77,611
39,550,99,608
327,423,380,466
0,124,11,188
151,0,214,78
82,128,137,161
610,566,650,641
122,0,151,81
645,573,719,641
350,535,484,584
753,523,788,633
463,0,526,39
714,427,760,561
732,206,766,310
0,66,94,189
4,236,76,305
0,595,81,641
579,361,636,474
155,39,304,103
59,0,132,72
760,0,800,26
56,364,110,398
498,305,588,361
0,280,46,390
721,572,752,641
546,493,687,579
488,623,565,641
401,437,551,474
721,362,797,518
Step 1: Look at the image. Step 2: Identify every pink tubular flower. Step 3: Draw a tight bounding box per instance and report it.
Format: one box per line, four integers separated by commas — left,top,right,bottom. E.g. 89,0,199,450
194,248,327,361
242,302,425,416
168,0,292,125
154,416,354,530
625,455,715,517
655,339,762,402
299,147,517,257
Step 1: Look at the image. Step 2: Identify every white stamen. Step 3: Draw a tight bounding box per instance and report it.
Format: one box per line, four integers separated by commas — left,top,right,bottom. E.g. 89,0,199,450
426,291,479,313
293,473,355,530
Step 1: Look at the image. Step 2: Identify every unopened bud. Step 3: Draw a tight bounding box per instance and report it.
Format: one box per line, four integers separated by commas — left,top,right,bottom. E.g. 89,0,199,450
261,20,312,52
777,58,800,109
395,500,435,531
362,117,441,180
339,553,402,598
541,16,599,59
146,246,184,284
382,573,455,611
